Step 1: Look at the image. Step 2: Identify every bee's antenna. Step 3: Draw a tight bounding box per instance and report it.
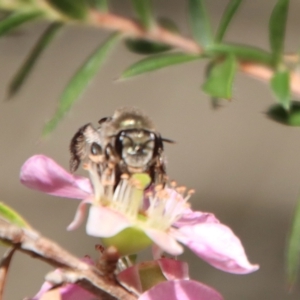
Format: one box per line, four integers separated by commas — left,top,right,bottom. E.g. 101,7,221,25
161,137,175,144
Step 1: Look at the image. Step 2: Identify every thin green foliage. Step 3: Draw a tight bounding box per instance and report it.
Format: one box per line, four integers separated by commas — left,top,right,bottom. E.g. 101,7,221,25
267,102,300,126
131,0,153,29
215,0,243,43
89,0,108,11
286,196,300,287
46,0,88,20
188,0,212,47
202,54,237,99
43,33,119,136
0,10,43,38
270,70,291,111
8,22,63,99
121,53,200,78
206,43,273,66
269,0,290,66
0,202,30,228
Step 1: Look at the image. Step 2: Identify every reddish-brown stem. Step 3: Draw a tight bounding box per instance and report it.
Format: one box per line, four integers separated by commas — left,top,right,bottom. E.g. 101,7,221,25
89,11,202,54
240,63,300,96
0,248,16,299
89,10,300,97
0,220,136,300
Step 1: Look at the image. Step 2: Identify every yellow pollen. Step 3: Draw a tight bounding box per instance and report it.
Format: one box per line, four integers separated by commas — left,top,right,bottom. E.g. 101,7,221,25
145,191,153,197
130,178,140,186
102,180,114,186
170,180,177,188
188,189,195,195
108,162,115,169
176,186,187,194
121,173,129,180
82,163,89,170
155,184,163,192
104,169,112,176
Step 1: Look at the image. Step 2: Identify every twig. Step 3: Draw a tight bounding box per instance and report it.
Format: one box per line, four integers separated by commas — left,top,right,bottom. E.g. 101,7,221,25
0,247,16,298
89,11,202,54
89,10,300,97
0,219,136,300
240,62,300,96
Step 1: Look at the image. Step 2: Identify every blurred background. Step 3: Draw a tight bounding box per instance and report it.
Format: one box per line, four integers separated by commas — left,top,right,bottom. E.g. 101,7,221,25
1,0,300,299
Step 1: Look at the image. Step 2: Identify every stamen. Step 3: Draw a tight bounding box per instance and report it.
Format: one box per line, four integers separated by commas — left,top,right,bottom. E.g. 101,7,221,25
170,180,177,188
86,161,104,203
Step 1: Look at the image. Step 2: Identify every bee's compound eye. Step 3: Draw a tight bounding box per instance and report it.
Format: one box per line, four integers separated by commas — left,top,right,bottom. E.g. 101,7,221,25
91,142,102,156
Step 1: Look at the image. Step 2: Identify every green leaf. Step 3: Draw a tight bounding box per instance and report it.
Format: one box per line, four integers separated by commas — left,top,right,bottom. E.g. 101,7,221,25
89,0,108,11
215,0,243,43
188,0,213,47
0,202,30,228
205,62,222,109
121,53,200,78
266,101,300,126
125,39,171,55
202,55,237,99
206,43,273,66
8,22,63,99
286,196,300,287
131,0,153,29
0,10,43,38
43,33,119,136
124,18,178,55
270,70,290,111
269,0,290,65
45,0,88,20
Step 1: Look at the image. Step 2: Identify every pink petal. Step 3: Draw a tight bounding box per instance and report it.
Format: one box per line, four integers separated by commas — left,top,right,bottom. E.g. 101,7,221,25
31,280,53,300
20,155,92,199
67,199,92,231
176,223,259,274
86,205,130,237
139,280,224,300
31,282,97,300
175,211,220,227
152,244,164,260
117,264,143,295
57,284,97,300
158,258,189,281
31,257,96,300
145,228,183,256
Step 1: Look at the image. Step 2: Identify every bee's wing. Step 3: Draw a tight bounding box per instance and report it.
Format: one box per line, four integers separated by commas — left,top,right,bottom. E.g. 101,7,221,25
69,123,101,172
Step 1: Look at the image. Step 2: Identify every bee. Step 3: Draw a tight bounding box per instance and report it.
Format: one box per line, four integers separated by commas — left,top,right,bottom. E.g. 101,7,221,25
69,107,173,188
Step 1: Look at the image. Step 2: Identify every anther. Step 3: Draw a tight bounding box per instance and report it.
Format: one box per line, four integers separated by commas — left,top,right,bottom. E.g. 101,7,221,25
121,173,129,180
155,184,163,192
170,180,177,188
188,189,195,195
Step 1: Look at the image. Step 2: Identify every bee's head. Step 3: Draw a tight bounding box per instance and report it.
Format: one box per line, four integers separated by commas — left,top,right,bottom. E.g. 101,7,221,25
114,129,162,171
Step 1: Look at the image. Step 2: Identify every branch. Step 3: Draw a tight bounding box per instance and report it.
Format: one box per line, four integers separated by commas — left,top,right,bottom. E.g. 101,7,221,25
0,219,136,300
0,247,16,299
89,11,202,54
88,10,300,97
240,62,300,96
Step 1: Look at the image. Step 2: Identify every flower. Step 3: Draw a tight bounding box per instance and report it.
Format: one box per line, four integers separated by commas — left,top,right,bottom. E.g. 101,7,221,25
21,155,259,274
117,258,224,300
30,257,223,300
30,257,98,300
139,280,223,300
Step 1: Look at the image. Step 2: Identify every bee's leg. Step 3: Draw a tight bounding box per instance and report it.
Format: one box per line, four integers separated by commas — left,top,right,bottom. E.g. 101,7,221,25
104,143,121,191
149,156,168,186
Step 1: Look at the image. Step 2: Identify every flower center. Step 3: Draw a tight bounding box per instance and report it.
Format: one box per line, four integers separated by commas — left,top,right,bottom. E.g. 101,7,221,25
85,161,193,231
